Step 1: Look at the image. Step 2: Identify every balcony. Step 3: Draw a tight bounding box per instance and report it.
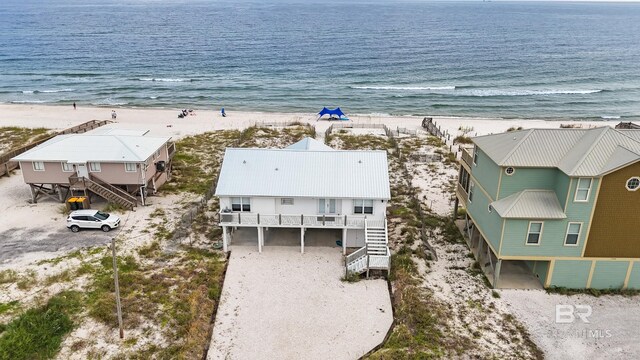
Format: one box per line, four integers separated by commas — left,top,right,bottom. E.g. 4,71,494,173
218,212,384,229
456,183,469,205
461,146,474,169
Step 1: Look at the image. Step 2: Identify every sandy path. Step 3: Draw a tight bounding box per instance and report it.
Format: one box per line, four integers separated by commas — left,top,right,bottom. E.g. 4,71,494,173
208,246,392,360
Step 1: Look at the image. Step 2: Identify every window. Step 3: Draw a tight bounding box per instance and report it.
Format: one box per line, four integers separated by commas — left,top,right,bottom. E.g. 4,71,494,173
564,223,582,246
32,161,45,171
505,167,515,176
468,182,475,203
89,162,101,172
61,162,73,172
473,147,478,166
626,177,640,191
281,198,294,205
125,163,137,172
526,222,543,245
231,197,250,212
574,178,592,201
318,199,337,214
354,199,374,214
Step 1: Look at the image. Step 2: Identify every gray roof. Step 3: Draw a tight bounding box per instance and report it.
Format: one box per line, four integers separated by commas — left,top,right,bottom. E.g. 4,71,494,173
12,133,171,163
215,146,391,199
473,127,640,176
491,190,566,219
284,137,334,151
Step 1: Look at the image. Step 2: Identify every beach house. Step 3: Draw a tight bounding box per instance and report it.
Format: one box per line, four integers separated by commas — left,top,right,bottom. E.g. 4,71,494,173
215,137,391,275
11,126,175,208
455,126,640,289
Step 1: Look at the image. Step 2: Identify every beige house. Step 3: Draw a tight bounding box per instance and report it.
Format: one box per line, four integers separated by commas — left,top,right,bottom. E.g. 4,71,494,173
11,126,175,208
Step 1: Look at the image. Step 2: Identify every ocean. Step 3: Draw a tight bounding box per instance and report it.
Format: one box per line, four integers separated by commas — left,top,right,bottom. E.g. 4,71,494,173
1,0,640,120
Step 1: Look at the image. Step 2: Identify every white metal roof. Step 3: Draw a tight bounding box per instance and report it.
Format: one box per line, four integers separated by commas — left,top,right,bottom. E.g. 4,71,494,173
285,137,334,151
84,124,150,136
215,146,391,199
491,190,566,219
12,133,171,163
473,127,640,176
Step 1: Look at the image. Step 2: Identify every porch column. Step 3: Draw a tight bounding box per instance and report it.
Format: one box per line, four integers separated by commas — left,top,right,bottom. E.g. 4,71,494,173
494,259,502,289
257,227,263,253
222,226,228,253
452,198,459,221
342,228,347,255
300,227,305,254
477,234,483,257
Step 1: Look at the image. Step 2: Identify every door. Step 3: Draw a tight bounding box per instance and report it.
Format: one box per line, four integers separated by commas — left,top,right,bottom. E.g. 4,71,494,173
318,199,337,214
77,163,89,178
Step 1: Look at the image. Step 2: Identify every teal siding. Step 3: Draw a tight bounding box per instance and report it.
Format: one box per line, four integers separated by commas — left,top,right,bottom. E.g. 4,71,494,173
499,168,559,199
532,261,550,283
554,172,571,209
501,220,585,257
626,262,640,289
590,261,629,289
467,184,503,253
470,148,500,201
550,260,592,288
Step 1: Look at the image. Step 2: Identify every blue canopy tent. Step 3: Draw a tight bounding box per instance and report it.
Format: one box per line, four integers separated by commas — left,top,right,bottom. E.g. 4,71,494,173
318,107,348,120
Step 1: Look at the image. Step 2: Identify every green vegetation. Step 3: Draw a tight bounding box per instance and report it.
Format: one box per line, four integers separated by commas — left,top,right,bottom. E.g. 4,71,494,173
103,202,128,213
341,271,361,283
454,135,473,144
547,286,640,297
0,126,51,153
507,126,524,132
0,301,19,316
0,291,82,360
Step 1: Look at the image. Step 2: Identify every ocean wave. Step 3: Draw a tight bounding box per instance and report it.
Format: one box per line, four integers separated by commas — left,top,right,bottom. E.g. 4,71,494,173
600,115,620,119
458,89,603,97
91,98,129,106
138,77,192,82
351,85,456,91
10,100,53,104
21,89,75,94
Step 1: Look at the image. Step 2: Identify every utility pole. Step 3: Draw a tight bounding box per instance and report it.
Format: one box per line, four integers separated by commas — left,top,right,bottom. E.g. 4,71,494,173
111,236,124,339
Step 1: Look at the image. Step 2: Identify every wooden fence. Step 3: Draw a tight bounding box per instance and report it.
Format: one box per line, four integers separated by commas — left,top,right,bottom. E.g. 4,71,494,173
0,119,113,177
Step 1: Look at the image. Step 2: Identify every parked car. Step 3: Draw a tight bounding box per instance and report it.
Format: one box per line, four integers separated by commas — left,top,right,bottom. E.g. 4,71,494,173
67,210,120,232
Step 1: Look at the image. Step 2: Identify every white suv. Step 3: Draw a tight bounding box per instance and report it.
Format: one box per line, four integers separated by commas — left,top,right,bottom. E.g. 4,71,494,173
67,210,121,233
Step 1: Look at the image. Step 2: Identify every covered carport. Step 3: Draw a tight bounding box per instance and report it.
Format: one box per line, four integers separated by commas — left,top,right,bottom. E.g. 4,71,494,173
225,227,345,253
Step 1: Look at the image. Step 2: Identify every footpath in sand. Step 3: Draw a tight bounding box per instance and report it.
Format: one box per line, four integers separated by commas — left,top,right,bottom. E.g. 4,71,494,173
207,246,393,360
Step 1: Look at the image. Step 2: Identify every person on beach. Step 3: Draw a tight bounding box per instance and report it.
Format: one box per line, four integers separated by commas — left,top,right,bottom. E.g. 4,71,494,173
73,102,76,110
221,107,226,117
111,110,117,119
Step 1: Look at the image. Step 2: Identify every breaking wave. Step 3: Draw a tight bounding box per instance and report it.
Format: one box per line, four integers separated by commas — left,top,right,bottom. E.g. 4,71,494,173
457,89,604,97
351,85,456,91
137,77,192,82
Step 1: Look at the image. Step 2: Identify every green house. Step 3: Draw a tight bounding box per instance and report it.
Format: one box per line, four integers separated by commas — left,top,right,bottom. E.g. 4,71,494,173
455,127,640,289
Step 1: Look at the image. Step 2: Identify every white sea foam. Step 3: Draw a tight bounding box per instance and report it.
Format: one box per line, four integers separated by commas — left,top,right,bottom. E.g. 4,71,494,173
601,115,620,119
11,100,50,104
21,89,75,94
21,90,34,94
138,78,191,82
352,85,456,91
460,89,603,97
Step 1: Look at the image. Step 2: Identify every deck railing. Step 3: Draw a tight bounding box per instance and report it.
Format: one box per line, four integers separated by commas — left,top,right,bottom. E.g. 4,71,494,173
219,212,383,228
461,147,474,168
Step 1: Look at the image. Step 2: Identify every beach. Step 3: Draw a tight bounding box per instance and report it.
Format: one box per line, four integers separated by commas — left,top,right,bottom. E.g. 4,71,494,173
0,104,616,140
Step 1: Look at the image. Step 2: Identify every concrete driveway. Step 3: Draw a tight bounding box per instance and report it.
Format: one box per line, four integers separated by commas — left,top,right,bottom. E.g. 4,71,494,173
208,246,393,360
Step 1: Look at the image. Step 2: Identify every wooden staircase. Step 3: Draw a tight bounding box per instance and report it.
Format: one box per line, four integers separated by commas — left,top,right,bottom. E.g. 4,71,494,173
345,219,391,277
69,175,137,210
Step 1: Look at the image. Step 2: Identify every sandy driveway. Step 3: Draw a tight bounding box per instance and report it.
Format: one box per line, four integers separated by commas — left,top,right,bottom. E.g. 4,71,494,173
500,289,640,360
208,246,393,360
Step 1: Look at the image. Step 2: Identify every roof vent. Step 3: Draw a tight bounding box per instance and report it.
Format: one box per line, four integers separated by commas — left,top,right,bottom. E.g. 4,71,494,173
358,160,362,164
243,160,246,164
275,167,279,171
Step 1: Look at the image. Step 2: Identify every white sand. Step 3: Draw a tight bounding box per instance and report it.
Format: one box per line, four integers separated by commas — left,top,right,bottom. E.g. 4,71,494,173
0,104,616,141
208,246,392,360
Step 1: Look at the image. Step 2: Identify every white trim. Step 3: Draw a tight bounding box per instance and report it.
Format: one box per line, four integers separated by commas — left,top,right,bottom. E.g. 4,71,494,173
124,163,137,172
61,162,74,172
574,177,592,202
468,181,475,203
564,222,582,247
525,221,543,246
32,161,45,172
88,162,101,173
505,167,515,176
626,177,640,191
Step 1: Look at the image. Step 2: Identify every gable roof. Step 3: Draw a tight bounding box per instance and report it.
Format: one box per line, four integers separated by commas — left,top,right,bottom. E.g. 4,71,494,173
473,127,640,176
12,133,171,163
284,137,334,151
215,146,391,199
491,190,566,219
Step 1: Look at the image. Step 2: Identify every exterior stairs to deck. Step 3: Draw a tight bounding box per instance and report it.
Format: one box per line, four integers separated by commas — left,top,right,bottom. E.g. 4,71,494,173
69,175,137,210
345,219,391,277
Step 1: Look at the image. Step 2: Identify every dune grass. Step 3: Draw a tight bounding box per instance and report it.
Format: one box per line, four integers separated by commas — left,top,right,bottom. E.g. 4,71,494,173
0,126,51,153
